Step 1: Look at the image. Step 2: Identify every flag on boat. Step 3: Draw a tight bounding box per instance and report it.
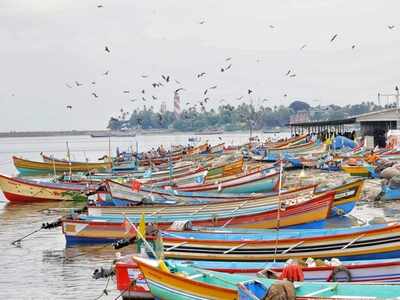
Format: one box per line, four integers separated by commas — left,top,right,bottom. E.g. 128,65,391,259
138,213,146,239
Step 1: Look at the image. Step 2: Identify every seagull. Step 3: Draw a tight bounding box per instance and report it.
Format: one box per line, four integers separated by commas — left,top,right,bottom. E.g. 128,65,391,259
204,97,209,103
123,90,130,93
225,57,232,61
142,97,146,101
218,136,222,140
236,96,243,100
203,89,208,95
300,44,307,50
97,5,103,8
286,70,291,76
141,75,148,78
290,74,296,77
75,81,83,86
225,64,232,71
269,25,275,29
65,83,72,88
388,25,395,30
103,70,109,75
152,83,158,88
284,94,288,97
105,46,110,53
197,72,206,78
175,88,185,93
141,89,145,94
220,67,225,72
66,105,72,109
174,79,181,84
248,89,253,95
209,85,217,89
161,75,170,82
352,45,356,49
92,92,98,98
199,20,206,25
130,99,137,102
152,95,157,100
91,81,96,85
330,34,338,42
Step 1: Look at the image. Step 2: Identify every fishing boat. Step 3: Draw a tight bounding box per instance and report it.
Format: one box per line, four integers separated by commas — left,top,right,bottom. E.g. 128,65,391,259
173,168,280,193
115,255,400,299
208,143,225,154
205,158,244,180
149,221,400,262
12,156,112,175
138,167,208,187
341,165,371,177
0,173,97,203
134,256,400,300
62,192,334,244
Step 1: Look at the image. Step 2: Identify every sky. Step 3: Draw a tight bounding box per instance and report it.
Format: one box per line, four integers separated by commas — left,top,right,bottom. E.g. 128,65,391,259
1,0,400,131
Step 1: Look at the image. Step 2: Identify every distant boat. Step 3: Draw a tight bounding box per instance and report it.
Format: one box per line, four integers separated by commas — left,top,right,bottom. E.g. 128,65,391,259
195,128,224,135
263,127,281,134
90,130,136,138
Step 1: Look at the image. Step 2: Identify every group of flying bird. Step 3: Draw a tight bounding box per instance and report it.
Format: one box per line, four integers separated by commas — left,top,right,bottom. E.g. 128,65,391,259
63,4,398,112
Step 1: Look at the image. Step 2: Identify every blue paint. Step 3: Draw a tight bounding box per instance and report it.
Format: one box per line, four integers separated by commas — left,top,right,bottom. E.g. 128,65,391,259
330,201,356,217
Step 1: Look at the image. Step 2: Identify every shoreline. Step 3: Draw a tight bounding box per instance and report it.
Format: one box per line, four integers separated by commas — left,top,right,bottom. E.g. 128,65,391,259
0,129,286,138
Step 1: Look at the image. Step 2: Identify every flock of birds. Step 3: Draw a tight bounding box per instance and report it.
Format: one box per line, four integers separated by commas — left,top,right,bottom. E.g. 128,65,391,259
62,4,399,123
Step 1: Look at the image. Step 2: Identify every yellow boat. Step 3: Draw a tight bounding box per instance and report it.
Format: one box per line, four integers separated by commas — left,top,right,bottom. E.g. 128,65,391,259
13,156,112,175
341,165,370,177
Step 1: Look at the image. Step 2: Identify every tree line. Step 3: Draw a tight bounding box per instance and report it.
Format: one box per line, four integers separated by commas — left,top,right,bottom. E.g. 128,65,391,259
107,101,384,132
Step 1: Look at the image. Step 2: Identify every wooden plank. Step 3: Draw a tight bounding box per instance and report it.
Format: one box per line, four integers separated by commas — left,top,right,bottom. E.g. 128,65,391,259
342,234,365,250
223,243,247,254
165,241,188,252
305,284,338,297
282,241,304,254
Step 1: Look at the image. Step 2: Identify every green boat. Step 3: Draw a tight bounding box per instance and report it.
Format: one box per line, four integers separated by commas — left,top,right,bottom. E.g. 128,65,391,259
135,256,400,300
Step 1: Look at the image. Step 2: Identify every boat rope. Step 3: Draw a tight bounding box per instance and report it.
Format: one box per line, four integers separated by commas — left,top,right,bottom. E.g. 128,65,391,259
113,280,136,300
10,219,61,246
92,276,112,300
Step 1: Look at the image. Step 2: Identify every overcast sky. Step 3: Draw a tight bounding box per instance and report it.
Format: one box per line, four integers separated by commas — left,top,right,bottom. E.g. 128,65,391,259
1,0,400,131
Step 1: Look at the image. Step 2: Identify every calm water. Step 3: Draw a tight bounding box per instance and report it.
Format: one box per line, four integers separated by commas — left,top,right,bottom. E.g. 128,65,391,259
0,133,398,299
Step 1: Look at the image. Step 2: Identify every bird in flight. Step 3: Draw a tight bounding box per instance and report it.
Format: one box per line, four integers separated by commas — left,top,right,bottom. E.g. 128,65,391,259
75,81,83,87
66,105,72,109
105,46,110,53
269,25,275,29
330,34,338,42
300,44,307,50
290,74,296,78
236,96,243,100
92,92,98,98
225,57,232,61
65,83,72,88
97,5,103,8
123,90,130,93
199,20,206,25
152,95,157,100
286,70,291,76
203,89,208,95
91,81,96,85
174,79,181,84
141,89,145,94
209,85,217,89
161,75,170,82
141,75,148,78
130,99,137,102
103,70,109,75
175,88,185,93
388,25,395,30
197,72,206,78
352,44,356,49
248,89,253,95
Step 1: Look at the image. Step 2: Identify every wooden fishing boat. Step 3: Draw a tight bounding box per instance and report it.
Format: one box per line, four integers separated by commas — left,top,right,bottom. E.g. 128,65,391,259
208,143,225,154
12,156,112,175
341,165,371,177
115,255,400,299
173,168,280,193
137,153,184,167
100,178,363,218
265,134,307,149
134,257,400,300
62,192,334,244
154,222,400,262
187,143,209,156
138,167,208,187
205,158,244,180
0,173,97,203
